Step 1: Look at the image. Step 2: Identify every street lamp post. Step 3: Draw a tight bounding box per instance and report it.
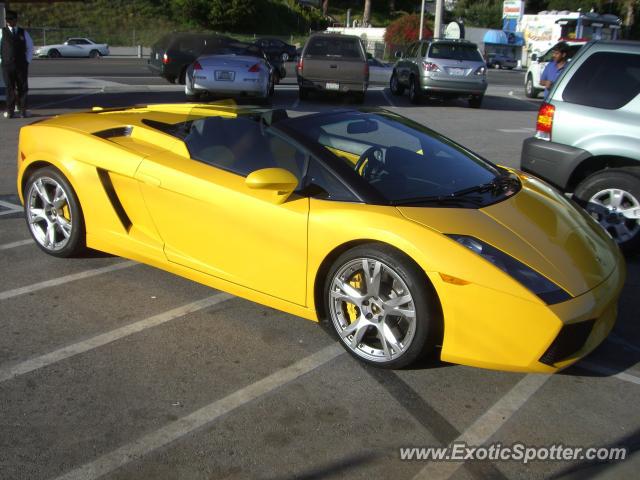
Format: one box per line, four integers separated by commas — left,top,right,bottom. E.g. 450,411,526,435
419,0,426,40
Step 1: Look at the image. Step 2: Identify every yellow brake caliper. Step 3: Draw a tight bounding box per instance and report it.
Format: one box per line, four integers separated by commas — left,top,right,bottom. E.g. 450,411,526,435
346,273,363,324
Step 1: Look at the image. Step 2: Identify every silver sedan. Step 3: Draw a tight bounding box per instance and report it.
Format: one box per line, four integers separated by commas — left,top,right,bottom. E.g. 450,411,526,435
185,54,274,102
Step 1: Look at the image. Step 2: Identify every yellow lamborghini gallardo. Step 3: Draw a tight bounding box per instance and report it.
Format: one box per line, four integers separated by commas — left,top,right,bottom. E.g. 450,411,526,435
16,102,625,371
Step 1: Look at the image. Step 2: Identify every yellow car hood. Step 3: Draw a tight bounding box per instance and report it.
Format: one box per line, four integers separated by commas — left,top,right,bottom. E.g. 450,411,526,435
397,175,618,297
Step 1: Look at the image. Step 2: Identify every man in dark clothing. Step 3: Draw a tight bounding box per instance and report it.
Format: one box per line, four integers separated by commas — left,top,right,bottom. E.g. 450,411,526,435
1,10,34,118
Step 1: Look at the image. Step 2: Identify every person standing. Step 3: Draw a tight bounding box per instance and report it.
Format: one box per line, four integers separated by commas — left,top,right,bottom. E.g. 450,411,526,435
539,41,570,101
1,10,34,118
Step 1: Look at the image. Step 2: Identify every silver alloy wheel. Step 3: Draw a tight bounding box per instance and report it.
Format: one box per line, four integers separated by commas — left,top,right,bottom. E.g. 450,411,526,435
328,258,417,363
26,176,74,252
588,188,640,243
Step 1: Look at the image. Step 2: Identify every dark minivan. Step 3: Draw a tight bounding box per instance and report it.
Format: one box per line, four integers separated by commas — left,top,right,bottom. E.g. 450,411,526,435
148,33,236,84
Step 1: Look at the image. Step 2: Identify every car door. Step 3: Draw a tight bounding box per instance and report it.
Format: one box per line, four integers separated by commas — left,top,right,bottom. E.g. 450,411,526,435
64,39,84,57
135,114,309,306
398,43,418,85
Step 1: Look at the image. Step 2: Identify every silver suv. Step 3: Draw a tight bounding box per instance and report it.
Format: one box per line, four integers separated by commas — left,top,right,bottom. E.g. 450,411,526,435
521,40,640,252
390,39,487,107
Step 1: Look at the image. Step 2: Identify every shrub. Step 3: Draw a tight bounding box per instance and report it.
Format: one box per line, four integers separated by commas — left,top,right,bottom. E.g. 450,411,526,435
384,13,433,50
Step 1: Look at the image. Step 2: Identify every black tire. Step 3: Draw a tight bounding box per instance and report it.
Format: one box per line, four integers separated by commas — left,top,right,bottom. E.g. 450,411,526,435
179,67,188,85
186,92,201,102
89,49,101,58
323,244,437,369
525,75,538,99
574,168,640,252
48,49,61,58
298,87,308,100
390,72,404,96
23,166,85,258
408,76,421,104
468,94,483,108
352,91,365,104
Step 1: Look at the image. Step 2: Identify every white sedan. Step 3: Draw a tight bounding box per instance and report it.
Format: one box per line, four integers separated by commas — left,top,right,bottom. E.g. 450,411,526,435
35,38,109,58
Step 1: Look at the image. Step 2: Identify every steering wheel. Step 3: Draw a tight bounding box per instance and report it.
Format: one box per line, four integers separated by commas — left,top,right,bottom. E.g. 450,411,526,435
354,146,384,179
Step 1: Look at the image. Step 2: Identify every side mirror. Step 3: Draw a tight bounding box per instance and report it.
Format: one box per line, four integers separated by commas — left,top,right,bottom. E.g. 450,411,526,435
530,53,538,62
245,168,298,204
394,50,403,59
366,52,373,60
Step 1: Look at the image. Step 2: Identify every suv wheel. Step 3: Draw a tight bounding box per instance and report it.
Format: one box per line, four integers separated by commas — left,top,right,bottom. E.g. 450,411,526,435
390,72,404,96
574,168,640,252
408,76,421,104
525,75,538,98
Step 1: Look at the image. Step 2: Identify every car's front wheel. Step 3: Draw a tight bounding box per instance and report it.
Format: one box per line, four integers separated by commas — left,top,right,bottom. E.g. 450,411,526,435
390,72,404,96
89,49,101,58
574,168,640,252
324,244,437,369
24,166,85,258
525,75,538,98
468,94,483,108
48,49,61,58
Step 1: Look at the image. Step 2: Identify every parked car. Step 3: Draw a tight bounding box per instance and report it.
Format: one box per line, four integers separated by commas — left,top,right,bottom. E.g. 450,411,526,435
185,42,276,102
521,40,640,252
296,33,369,102
253,37,297,62
17,104,624,370
524,41,585,98
367,56,393,85
390,38,487,107
486,53,517,69
34,38,109,58
148,32,236,84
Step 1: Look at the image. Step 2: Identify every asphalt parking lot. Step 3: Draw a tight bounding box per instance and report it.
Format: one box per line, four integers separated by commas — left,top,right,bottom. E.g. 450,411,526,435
0,59,638,480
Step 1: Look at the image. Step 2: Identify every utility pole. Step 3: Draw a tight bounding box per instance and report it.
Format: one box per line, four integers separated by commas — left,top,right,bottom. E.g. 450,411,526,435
419,0,426,39
434,0,444,39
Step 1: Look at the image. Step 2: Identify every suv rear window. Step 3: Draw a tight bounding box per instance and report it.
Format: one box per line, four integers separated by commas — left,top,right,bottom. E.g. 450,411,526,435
562,51,640,109
305,37,363,59
429,43,482,61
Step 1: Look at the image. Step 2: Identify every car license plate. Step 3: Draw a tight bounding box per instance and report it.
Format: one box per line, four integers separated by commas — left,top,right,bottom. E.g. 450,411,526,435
448,68,465,76
215,71,235,81
326,82,339,91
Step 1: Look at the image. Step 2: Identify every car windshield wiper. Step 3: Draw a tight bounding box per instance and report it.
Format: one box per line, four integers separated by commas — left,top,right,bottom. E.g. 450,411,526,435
451,172,520,198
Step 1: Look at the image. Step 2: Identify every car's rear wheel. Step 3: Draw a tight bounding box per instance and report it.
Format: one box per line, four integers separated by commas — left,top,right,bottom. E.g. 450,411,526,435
574,169,640,252
390,72,404,96
24,166,85,258
468,95,483,108
408,76,421,104
525,75,538,98
299,87,308,100
324,244,437,369
89,49,101,58
48,49,61,58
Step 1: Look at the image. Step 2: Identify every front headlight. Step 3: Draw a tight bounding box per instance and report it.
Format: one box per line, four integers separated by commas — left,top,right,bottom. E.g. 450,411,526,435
447,234,571,305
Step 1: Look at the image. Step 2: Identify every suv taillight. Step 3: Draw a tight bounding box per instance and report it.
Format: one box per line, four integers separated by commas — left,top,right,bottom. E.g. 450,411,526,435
422,61,440,72
535,103,555,141
297,58,303,73
162,53,170,64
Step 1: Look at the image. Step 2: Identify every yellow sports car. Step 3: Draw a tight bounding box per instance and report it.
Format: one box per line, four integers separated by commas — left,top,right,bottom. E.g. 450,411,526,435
16,102,625,371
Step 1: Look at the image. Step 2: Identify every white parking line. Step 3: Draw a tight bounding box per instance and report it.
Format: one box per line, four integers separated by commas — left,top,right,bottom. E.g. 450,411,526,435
413,374,551,480
53,343,344,480
0,239,33,251
579,361,640,386
497,128,535,133
0,293,234,383
0,200,22,216
381,88,396,108
0,260,137,301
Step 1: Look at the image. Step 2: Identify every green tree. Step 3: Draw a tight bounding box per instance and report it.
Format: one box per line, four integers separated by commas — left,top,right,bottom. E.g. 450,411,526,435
453,0,502,28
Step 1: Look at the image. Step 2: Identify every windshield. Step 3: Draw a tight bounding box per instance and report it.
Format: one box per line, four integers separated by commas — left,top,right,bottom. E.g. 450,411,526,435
285,111,507,204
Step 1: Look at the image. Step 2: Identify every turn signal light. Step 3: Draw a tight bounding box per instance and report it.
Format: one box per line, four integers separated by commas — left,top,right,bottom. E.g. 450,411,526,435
297,58,303,73
248,63,261,73
193,61,202,71
535,102,555,141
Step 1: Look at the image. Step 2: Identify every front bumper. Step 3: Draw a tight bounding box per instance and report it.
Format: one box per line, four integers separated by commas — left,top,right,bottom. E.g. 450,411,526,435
436,251,625,373
521,137,591,190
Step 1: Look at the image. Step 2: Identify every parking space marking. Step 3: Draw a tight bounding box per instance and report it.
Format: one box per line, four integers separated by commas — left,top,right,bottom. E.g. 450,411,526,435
0,260,137,301
0,200,22,216
381,88,396,108
497,128,535,133
0,293,234,383
32,91,101,110
579,361,640,386
0,239,32,251
412,374,550,480
53,344,344,480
